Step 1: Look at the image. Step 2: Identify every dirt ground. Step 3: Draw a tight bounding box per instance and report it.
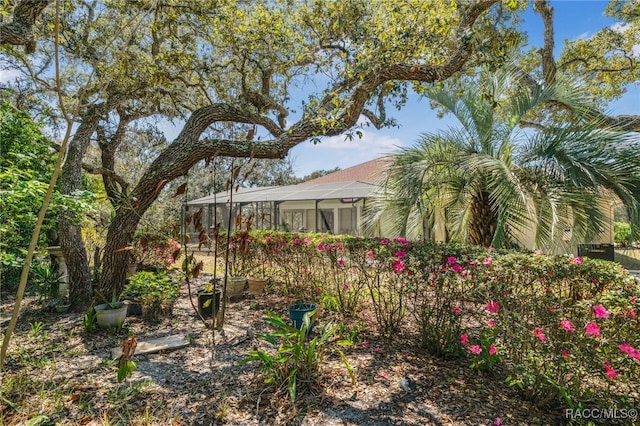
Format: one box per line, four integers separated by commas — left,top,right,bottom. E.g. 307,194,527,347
1,275,569,426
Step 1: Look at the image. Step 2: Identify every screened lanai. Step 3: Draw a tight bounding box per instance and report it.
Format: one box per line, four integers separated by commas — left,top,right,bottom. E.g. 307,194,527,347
184,180,378,242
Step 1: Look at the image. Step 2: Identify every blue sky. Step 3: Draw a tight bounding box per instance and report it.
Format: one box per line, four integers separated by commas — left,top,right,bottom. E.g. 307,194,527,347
288,1,640,177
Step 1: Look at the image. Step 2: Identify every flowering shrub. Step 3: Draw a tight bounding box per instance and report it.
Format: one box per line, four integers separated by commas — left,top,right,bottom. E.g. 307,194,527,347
131,233,180,271
233,230,640,411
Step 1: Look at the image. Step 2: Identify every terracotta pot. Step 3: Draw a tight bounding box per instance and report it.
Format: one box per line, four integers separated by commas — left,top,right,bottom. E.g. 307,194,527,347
226,277,247,299
247,278,267,295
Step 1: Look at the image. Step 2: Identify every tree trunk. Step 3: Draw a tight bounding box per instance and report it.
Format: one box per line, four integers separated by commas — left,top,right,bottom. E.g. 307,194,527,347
97,203,139,299
58,106,102,312
468,191,497,247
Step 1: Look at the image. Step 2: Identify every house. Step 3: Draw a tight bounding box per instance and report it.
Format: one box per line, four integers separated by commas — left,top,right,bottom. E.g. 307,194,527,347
185,157,616,254
185,158,388,236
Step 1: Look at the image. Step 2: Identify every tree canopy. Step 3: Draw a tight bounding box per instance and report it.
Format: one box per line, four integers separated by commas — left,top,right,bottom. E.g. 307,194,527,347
1,0,639,304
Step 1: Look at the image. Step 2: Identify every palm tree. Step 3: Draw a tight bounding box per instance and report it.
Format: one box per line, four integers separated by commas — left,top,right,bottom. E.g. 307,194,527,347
367,68,640,249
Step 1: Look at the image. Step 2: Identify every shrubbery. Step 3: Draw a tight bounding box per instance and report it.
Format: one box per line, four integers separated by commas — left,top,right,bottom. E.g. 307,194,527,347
232,230,640,411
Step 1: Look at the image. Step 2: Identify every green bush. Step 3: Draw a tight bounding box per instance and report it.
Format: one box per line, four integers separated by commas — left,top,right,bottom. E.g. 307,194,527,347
124,271,179,322
614,222,631,245
239,310,354,402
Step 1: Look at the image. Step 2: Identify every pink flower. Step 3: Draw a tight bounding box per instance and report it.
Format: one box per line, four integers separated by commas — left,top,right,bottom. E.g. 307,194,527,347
572,256,583,265
294,238,301,244
374,347,381,353
361,341,369,348
315,287,322,295
451,306,462,315
380,239,389,246
487,319,496,328
619,343,640,360
585,322,601,338
343,284,349,290
486,301,500,314
625,308,638,319
534,249,542,255
560,319,575,332
494,418,503,426
447,256,457,265
483,257,493,266
604,361,618,379
562,350,569,359
593,305,610,319
394,251,406,258
451,264,463,273
533,328,547,341
392,259,405,272
366,250,374,259
460,334,468,345
317,243,325,250
303,237,311,243
325,244,333,250
631,296,637,303
468,345,482,355
265,236,272,242
489,344,497,355
378,370,388,378
337,258,345,266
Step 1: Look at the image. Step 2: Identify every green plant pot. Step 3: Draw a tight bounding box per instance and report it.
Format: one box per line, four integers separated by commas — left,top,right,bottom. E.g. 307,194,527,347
288,303,317,331
94,303,128,329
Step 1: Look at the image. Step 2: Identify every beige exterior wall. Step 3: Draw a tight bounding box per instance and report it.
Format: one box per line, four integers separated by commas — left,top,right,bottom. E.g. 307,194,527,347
276,195,615,256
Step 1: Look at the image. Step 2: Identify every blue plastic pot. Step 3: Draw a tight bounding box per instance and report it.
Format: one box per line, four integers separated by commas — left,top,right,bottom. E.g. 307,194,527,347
288,303,317,331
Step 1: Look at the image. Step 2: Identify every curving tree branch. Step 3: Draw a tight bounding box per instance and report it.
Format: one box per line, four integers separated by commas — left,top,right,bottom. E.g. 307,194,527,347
0,0,51,53
533,0,640,132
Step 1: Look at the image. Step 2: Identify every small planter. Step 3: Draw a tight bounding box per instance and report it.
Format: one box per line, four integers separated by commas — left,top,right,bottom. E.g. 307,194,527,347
197,289,222,318
247,278,267,295
94,303,128,329
126,263,138,277
226,277,247,299
55,304,71,313
288,303,317,331
123,297,143,316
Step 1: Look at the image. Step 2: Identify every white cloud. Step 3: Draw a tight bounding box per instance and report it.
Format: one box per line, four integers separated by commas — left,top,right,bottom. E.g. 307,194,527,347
611,22,630,32
290,129,406,177
315,130,403,155
576,32,590,40
0,69,21,83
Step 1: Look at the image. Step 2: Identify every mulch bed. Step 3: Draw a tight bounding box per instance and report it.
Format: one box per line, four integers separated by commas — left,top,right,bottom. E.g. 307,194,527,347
1,275,566,425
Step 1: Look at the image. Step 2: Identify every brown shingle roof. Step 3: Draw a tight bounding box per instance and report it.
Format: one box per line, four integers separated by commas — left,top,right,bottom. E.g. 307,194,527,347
301,157,390,184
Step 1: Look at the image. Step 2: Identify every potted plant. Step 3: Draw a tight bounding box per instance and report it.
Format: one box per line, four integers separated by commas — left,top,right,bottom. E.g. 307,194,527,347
247,277,268,295
123,271,179,322
288,302,317,331
94,291,128,329
197,277,222,318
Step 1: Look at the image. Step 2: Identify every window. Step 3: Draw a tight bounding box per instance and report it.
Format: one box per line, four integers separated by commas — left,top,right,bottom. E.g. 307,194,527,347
317,209,334,233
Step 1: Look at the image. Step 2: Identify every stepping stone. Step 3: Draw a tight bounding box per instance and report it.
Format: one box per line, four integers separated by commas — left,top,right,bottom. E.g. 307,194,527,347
111,334,189,359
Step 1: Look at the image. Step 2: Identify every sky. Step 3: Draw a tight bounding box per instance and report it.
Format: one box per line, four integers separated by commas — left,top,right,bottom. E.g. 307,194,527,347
286,1,640,178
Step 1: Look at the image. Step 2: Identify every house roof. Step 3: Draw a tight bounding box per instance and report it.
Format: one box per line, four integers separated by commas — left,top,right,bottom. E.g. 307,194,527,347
187,181,378,205
302,157,390,184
